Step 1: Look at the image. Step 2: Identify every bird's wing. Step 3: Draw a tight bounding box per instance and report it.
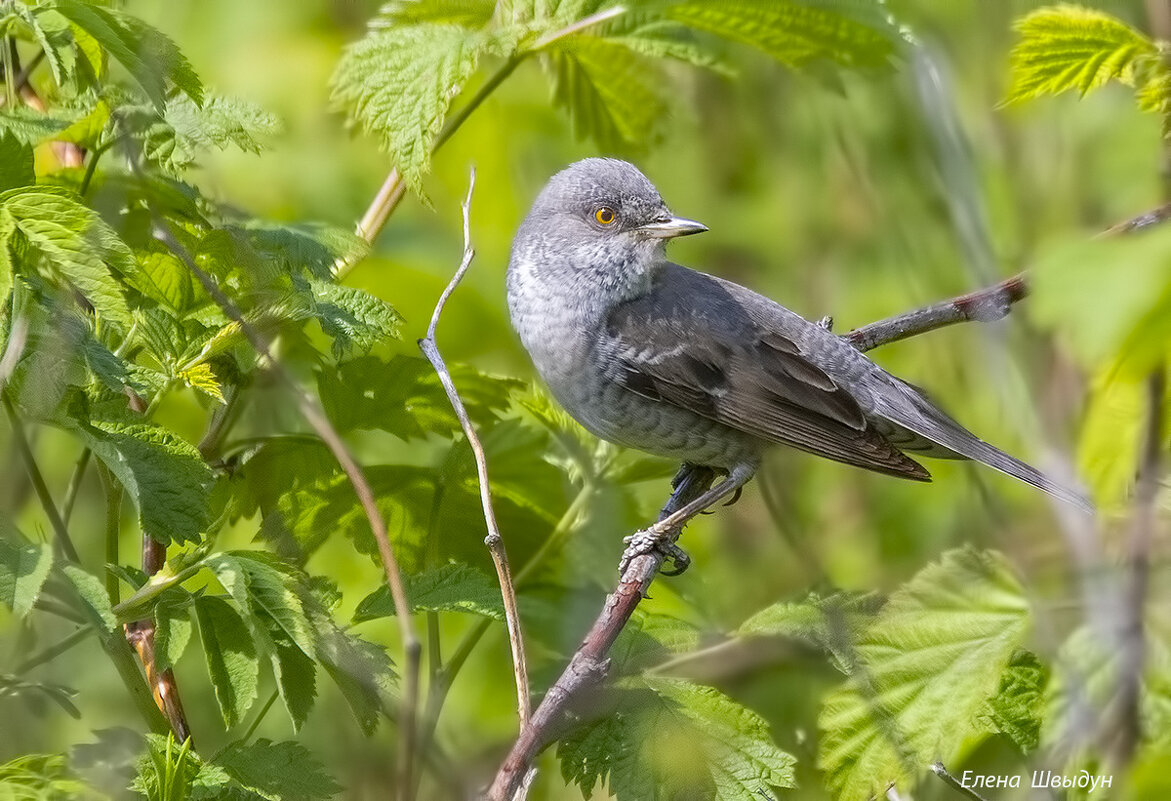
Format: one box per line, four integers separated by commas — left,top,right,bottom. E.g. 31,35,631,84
600,265,930,480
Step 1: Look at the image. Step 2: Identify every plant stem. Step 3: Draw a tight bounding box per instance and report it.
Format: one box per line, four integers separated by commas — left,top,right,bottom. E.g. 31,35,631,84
16,626,94,674
3,393,81,562
112,563,204,621
240,689,279,744
62,448,92,525
99,463,123,604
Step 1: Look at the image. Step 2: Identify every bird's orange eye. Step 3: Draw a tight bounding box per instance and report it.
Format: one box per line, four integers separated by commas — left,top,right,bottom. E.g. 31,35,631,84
594,207,617,225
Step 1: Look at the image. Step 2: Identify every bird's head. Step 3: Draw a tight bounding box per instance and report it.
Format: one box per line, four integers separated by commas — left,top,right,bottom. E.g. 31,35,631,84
515,159,706,292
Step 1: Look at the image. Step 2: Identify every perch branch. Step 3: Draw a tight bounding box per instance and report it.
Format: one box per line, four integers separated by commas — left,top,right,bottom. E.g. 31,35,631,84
931,762,990,801
418,169,531,728
485,199,1171,798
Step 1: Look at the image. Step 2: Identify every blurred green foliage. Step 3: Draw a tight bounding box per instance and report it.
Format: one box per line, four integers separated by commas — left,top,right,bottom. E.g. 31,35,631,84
1,0,1169,800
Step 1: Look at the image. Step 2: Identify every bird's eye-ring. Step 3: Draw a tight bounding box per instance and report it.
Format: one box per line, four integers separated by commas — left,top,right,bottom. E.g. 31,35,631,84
594,206,617,225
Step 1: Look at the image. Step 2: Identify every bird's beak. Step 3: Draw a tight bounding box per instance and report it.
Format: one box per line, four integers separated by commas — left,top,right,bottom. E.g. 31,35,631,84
638,216,708,239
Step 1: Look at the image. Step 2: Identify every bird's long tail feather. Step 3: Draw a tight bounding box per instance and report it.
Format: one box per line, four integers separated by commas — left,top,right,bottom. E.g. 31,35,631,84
874,384,1094,514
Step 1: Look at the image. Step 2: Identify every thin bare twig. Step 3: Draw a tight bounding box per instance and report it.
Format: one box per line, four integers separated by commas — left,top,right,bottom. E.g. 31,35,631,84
417,169,531,729
931,762,991,801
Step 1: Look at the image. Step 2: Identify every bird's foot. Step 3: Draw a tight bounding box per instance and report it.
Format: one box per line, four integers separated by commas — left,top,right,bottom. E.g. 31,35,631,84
816,315,834,331
620,527,691,576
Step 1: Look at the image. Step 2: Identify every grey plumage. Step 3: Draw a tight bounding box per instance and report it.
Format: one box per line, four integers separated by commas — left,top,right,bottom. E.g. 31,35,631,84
507,158,1091,514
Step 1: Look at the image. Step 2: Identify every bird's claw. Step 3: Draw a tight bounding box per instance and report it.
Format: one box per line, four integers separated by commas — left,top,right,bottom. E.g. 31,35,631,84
620,528,691,576
816,315,834,331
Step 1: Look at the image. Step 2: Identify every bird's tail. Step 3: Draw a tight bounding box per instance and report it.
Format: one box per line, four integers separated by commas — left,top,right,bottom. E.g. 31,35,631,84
873,381,1094,514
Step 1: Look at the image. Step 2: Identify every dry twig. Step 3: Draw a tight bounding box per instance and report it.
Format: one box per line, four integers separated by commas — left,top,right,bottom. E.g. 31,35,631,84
418,169,532,727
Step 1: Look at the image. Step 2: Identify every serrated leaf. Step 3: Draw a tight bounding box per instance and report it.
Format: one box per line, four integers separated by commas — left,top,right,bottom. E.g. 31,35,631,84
313,614,395,736
547,35,669,152
78,421,213,545
179,362,224,402
155,593,194,672
666,0,900,71
330,24,499,194
194,595,259,728
204,552,316,659
246,222,369,281
559,714,647,798
1005,5,1156,104
0,186,136,329
199,739,340,801
736,591,880,672
132,247,196,313
0,105,76,144
981,650,1047,753
262,617,317,732
0,540,53,619
61,563,118,633
0,753,93,798
309,280,402,357
50,0,204,109
0,133,35,193
817,548,1030,801
318,355,519,439
354,562,504,622
12,6,76,90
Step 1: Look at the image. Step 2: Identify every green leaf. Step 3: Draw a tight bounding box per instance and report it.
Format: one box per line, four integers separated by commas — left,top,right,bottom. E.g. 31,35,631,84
194,595,259,728
736,591,880,672
196,739,340,801
318,355,519,439
61,563,118,633
0,540,53,619
330,24,499,195
312,613,395,736
0,105,76,144
204,552,315,659
132,733,200,800
547,35,670,152
374,0,495,27
262,616,317,733
308,279,402,357
12,6,77,90
50,0,204,109
981,650,1047,754
817,547,1031,801
0,133,35,193
0,186,136,330
244,222,369,281
354,562,504,622
558,713,649,799
665,0,900,71
79,422,213,546
0,754,94,799
1005,4,1156,104
155,593,194,672
132,247,196,313
130,94,280,177
0,673,81,719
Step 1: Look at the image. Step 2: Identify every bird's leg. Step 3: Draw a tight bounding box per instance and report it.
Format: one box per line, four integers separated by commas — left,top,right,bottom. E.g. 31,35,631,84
816,315,834,331
621,463,754,576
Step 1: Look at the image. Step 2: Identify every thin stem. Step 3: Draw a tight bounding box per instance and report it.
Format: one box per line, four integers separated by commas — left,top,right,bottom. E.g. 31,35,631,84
99,464,123,604
15,626,94,674
2,37,16,109
930,762,990,801
79,139,112,198
240,689,279,744
418,169,531,734
4,393,81,563
61,448,92,526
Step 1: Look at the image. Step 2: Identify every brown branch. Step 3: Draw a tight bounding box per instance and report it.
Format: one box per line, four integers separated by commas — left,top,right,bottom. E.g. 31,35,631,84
418,170,531,732
486,467,716,801
143,218,420,790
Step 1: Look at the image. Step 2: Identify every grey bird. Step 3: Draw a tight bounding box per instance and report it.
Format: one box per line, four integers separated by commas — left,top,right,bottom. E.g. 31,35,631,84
507,158,1091,568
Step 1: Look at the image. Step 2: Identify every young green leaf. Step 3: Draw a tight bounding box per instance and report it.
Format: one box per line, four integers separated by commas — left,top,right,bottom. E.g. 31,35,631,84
0,186,136,330
307,279,402,357
0,133,35,193
194,595,260,728
78,422,213,546
0,754,93,799
330,24,501,194
49,0,204,109
61,563,118,633
0,539,54,619
817,547,1031,801
981,650,1047,754
154,592,195,673
1005,5,1156,104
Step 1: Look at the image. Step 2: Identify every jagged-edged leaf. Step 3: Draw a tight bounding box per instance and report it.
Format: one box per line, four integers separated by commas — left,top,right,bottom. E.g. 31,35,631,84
547,35,670,152
560,678,796,799
261,615,317,732
598,14,734,75
0,186,136,329
1005,5,1156,104
0,540,54,619
0,105,77,144
163,94,279,158
50,0,204,109
61,563,118,633
374,0,495,27
817,548,1030,801
0,133,35,193
665,0,900,71
0,754,92,798
194,595,259,728
330,24,501,194
12,6,77,90
318,355,519,438
308,279,402,357
154,592,194,672
354,562,504,622
245,222,369,280
204,552,315,659
0,674,80,718
179,362,225,402
981,650,1047,754
78,422,213,545
313,614,395,735
195,739,340,801
736,591,881,672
